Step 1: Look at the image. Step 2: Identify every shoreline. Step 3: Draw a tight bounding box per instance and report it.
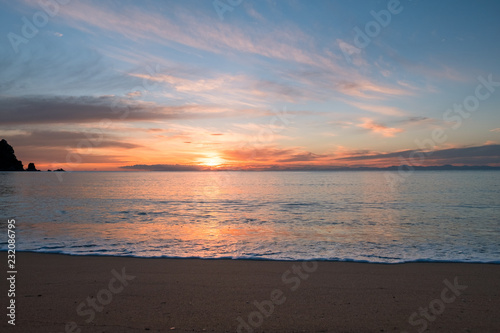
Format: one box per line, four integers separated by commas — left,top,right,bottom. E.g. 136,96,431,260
3,250,500,265
1,252,499,332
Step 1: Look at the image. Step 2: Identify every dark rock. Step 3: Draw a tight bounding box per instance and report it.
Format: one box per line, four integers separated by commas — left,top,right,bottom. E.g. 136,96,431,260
0,139,24,171
26,162,39,171
54,168,65,172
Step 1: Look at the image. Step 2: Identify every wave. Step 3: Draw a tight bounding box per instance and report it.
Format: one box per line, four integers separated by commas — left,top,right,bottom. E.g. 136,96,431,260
2,249,499,265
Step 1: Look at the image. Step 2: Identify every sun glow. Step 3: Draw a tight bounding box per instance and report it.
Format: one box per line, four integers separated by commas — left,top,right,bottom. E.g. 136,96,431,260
199,156,224,167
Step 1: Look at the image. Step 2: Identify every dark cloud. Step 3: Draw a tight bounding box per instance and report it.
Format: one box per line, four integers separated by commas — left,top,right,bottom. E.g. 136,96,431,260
0,95,222,125
337,149,415,161
12,147,126,165
407,116,430,122
4,130,141,149
222,147,296,162
277,152,324,162
337,144,500,165
0,94,271,125
393,116,433,125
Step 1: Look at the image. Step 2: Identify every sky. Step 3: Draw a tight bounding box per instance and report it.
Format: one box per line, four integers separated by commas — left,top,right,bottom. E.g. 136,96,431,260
0,0,499,171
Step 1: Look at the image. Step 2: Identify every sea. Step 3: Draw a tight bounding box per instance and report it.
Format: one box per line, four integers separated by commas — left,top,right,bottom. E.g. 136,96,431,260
1,171,499,263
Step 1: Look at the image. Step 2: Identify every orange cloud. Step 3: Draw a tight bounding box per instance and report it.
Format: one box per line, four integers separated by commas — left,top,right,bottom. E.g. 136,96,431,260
357,118,404,137
338,80,411,100
345,100,406,116
221,146,329,167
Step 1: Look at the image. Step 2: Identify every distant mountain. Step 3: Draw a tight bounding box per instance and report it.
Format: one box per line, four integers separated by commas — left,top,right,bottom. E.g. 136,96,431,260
266,165,500,171
281,165,500,171
0,139,24,171
121,163,500,172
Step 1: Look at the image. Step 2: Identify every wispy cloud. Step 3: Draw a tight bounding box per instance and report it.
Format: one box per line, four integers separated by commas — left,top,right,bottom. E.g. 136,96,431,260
357,118,404,137
17,0,418,105
345,100,407,116
380,42,468,82
244,3,265,21
130,72,305,106
18,0,331,71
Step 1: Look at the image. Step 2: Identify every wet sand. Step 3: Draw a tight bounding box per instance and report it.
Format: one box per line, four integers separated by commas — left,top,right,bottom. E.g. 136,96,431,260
1,252,499,332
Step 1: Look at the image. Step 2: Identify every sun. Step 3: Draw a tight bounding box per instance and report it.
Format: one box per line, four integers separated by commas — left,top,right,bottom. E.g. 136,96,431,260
199,156,224,167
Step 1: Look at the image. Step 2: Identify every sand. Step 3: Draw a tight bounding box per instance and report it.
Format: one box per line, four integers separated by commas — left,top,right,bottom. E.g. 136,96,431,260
1,252,499,332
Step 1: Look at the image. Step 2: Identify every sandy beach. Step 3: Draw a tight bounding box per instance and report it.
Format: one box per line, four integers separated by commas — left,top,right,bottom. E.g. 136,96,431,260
1,252,499,332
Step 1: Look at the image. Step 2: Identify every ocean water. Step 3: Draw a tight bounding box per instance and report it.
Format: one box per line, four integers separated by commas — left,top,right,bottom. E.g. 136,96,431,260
1,171,499,263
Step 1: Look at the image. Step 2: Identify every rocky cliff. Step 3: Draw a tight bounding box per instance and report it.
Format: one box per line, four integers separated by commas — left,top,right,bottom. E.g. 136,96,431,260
0,139,24,171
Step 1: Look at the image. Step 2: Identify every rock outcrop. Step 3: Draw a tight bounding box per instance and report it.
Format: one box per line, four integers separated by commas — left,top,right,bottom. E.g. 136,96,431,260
0,139,24,171
26,162,39,171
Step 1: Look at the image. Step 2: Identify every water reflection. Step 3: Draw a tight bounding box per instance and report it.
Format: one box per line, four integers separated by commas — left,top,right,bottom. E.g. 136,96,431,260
1,171,499,262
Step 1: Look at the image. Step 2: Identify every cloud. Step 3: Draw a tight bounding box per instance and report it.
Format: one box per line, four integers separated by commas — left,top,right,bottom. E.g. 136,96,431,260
130,71,308,106
126,91,142,98
344,100,407,116
6,144,127,167
120,164,205,171
221,146,328,165
411,64,467,82
0,95,254,125
328,120,354,128
0,39,139,97
398,116,431,124
357,118,404,137
244,3,265,21
3,130,141,149
222,147,292,162
0,95,170,124
277,152,325,163
381,42,468,82
17,0,334,72
334,78,412,100
282,69,413,102
336,144,500,166
16,0,417,104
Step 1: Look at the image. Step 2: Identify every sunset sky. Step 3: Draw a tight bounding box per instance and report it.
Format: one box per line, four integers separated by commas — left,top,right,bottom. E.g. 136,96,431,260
1,0,499,170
